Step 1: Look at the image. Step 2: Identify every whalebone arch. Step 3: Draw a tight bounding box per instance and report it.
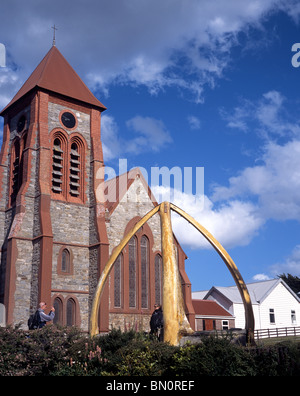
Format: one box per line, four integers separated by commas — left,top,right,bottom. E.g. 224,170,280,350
90,202,255,346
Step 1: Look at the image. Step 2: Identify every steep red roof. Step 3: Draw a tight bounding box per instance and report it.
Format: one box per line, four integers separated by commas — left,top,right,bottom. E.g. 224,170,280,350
192,299,233,317
0,46,106,115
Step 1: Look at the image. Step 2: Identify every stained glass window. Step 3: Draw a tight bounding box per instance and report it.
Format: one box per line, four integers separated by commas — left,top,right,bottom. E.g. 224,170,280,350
141,236,149,309
129,237,137,308
67,298,76,326
114,254,122,308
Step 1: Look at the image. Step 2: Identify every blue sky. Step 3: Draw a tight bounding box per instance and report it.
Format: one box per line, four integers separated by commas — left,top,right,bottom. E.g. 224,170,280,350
1,1,300,291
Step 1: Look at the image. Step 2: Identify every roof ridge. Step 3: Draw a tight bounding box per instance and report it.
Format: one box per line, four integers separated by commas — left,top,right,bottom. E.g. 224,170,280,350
1,46,106,115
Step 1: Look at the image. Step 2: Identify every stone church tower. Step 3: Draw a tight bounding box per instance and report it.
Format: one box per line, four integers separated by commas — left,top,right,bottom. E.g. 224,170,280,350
0,45,195,332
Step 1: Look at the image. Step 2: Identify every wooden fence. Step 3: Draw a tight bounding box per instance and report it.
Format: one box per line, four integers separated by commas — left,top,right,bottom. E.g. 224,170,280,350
254,326,300,340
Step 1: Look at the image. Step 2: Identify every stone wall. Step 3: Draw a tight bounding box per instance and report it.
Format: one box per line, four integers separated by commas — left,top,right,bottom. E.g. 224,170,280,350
48,101,94,331
106,176,162,332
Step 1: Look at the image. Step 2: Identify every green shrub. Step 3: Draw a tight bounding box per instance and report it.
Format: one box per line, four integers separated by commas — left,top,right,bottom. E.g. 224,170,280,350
167,336,255,376
250,341,300,376
0,325,83,376
1,326,300,376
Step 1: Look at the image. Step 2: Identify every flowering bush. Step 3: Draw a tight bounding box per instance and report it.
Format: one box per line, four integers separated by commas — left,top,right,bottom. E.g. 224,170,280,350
0,325,83,376
1,325,300,376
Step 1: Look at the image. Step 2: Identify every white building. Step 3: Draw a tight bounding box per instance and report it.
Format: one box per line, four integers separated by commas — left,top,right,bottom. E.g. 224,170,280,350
192,279,300,331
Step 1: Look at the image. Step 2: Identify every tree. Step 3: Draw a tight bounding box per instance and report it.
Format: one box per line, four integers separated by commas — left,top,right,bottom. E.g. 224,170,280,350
278,273,300,295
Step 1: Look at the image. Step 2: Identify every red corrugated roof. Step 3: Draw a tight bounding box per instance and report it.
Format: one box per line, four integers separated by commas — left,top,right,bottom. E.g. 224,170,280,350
192,299,233,317
1,46,106,115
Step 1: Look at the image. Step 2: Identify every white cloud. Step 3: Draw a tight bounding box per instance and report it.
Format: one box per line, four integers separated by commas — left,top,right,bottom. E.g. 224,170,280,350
146,89,300,251
221,90,300,138
101,115,122,161
0,68,21,110
0,0,292,104
252,273,272,281
101,114,172,160
147,90,300,251
187,116,201,130
212,139,300,222
269,245,300,277
215,91,300,222
151,185,264,250
126,116,172,153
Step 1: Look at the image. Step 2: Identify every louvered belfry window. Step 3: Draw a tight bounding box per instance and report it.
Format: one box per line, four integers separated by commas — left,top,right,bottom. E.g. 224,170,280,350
129,237,137,308
51,133,84,201
69,142,80,197
52,137,64,194
141,236,149,309
10,132,27,206
11,138,20,204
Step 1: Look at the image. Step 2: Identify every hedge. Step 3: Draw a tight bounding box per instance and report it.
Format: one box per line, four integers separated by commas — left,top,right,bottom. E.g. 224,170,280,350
1,325,300,376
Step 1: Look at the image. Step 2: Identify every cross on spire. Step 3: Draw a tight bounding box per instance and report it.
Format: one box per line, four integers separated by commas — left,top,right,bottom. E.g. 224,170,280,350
52,24,58,46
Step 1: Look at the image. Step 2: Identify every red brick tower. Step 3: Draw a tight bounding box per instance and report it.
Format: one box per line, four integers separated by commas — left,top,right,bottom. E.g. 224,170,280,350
0,46,109,331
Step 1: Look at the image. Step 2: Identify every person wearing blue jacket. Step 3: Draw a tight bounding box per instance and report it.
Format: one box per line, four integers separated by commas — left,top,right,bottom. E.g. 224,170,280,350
38,302,55,328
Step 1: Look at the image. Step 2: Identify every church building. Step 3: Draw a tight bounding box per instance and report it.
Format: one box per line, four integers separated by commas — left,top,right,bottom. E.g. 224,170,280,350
0,45,195,332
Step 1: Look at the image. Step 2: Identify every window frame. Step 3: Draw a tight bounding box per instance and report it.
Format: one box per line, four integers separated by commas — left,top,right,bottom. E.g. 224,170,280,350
9,130,28,207
50,130,86,203
140,235,149,309
269,308,276,324
113,254,123,309
51,294,80,327
66,298,76,327
222,320,229,330
57,246,74,276
128,236,137,309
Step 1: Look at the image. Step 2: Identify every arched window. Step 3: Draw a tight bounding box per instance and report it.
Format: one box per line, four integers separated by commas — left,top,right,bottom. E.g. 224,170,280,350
128,236,137,308
114,254,122,308
155,254,163,305
53,297,63,325
61,249,70,273
51,132,85,202
66,298,76,326
69,142,80,197
10,132,27,206
10,138,20,205
141,236,149,309
69,136,85,201
52,137,64,195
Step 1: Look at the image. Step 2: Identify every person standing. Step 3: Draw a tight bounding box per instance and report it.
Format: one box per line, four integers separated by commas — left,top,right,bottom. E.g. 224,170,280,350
150,304,164,341
38,302,55,328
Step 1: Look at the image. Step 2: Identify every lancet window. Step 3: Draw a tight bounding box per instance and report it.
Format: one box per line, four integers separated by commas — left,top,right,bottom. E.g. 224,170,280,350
52,137,64,194
114,254,123,308
69,142,80,197
141,236,149,309
51,132,85,202
128,236,137,308
10,132,27,206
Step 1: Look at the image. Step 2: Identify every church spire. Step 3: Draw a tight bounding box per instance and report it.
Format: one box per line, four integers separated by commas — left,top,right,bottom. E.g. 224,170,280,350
52,24,58,47
0,45,106,115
